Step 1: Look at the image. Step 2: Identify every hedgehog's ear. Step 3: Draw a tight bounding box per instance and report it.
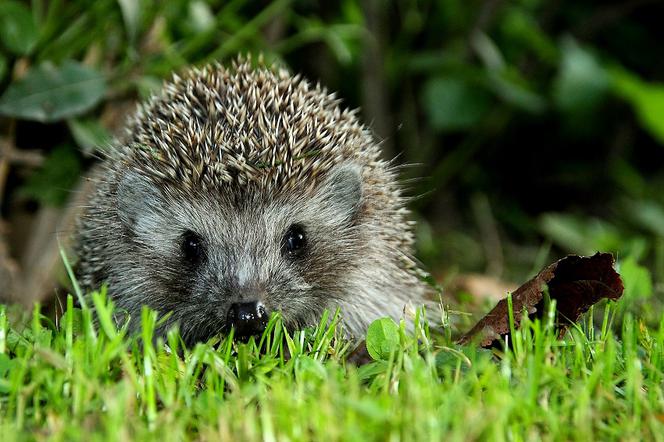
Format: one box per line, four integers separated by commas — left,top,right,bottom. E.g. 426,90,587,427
116,170,165,232
317,163,363,222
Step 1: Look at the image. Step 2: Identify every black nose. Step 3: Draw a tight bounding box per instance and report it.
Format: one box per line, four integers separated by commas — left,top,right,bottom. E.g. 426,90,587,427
227,301,268,340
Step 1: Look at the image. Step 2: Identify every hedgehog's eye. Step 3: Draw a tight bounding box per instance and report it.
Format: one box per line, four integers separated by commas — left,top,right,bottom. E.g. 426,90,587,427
181,230,205,263
282,224,307,258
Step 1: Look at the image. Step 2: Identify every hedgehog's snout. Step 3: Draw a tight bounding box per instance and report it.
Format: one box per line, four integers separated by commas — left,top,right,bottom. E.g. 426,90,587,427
227,301,268,340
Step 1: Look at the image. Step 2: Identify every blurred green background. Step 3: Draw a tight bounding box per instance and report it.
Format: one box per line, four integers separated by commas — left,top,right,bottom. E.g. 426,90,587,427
0,0,662,316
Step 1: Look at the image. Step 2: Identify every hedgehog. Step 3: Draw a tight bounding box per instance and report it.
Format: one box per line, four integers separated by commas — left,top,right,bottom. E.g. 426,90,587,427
75,58,432,345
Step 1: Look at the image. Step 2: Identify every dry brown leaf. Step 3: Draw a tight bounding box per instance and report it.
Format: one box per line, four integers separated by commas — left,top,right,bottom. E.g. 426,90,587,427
458,253,624,348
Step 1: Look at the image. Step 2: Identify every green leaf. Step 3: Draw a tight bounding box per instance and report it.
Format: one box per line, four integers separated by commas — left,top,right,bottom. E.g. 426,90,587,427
21,145,81,207
471,32,545,114
620,257,653,302
435,347,486,374
500,7,558,64
488,70,546,113
365,318,400,361
423,77,491,131
625,200,664,237
59,307,84,337
188,1,215,33
0,55,6,82
0,353,15,393
610,66,664,145
294,356,326,382
0,1,39,55
0,61,107,122
118,0,142,43
0,353,12,377
553,38,608,114
539,213,621,255
356,360,388,381
67,118,112,154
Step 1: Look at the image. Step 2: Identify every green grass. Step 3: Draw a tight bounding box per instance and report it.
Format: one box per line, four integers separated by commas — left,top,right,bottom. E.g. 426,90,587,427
1,287,663,441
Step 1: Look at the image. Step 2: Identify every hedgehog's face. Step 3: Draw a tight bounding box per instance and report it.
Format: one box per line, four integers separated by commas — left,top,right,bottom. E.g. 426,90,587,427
114,164,364,345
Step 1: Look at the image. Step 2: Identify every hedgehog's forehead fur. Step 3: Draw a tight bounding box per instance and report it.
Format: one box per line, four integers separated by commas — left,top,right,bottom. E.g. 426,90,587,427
122,59,381,195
